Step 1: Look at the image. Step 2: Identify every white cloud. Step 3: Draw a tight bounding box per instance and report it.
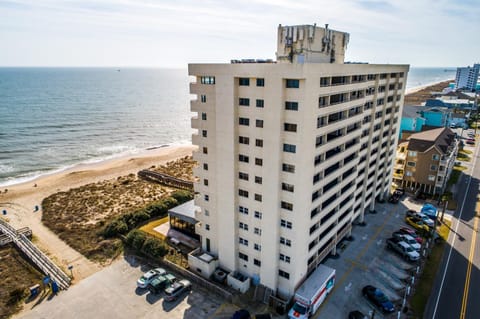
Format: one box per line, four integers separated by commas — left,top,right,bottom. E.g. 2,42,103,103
0,0,478,66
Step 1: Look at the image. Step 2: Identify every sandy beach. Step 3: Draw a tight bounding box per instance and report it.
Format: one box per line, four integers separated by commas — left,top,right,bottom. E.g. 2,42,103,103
0,144,196,281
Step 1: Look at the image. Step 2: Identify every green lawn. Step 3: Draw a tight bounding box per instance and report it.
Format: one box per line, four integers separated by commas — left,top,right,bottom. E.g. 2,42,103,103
410,219,451,318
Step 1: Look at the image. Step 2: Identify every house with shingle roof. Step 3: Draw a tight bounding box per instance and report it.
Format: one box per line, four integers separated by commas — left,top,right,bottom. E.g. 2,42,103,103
392,127,458,194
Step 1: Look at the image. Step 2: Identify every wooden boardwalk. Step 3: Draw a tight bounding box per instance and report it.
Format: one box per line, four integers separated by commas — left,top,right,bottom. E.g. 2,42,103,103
138,170,193,190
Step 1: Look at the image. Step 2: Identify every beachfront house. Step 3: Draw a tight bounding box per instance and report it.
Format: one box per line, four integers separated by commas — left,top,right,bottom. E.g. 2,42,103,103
393,127,458,195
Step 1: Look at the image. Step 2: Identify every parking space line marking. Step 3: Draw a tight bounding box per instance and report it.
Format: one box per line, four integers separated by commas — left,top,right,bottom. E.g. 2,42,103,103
314,204,399,318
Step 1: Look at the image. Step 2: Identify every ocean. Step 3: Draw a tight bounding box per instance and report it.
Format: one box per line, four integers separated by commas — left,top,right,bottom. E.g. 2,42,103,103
0,67,456,186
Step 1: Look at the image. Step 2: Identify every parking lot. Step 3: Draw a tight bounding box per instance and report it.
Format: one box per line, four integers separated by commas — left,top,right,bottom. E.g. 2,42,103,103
315,196,436,319
16,255,224,319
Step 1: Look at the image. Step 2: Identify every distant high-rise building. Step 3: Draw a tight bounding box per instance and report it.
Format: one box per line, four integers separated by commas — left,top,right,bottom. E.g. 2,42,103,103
455,63,480,91
188,24,409,299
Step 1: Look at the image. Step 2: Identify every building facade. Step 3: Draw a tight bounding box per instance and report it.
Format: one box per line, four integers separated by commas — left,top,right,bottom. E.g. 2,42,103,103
189,24,409,299
455,63,480,91
393,128,457,195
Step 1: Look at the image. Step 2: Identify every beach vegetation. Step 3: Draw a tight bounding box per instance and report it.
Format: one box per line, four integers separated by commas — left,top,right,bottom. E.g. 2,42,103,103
0,244,44,319
41,156,195,262
125,229,168,258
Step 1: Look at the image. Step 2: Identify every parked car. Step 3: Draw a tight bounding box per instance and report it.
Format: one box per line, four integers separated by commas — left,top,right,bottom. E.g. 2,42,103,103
388,193,400,203
232,309,251,319
148,273,176,294
386,237,420,262
362,285,395,313
405,209,417,218
164,279,192,301
397,227,424,244
415,212,435,228
466,139,475,145
348,310,367,319
137,268,166,288
405,216,430,232
392,232,421,251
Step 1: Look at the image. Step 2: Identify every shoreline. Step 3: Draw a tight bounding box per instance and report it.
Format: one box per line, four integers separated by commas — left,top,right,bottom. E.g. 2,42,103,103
0,144,196,283
405,78,454,95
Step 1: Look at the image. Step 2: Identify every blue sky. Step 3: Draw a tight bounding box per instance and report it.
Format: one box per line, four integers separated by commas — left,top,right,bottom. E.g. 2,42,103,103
0,0,478,67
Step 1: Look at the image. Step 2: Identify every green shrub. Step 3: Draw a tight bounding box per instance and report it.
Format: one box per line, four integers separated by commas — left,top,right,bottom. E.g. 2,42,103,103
125,230,146,250
142,237,168,258
171,190,194,203
103,220,128,237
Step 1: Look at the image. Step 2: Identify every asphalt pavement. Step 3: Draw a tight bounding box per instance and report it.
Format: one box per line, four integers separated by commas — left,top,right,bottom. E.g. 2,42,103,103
425,129,480,319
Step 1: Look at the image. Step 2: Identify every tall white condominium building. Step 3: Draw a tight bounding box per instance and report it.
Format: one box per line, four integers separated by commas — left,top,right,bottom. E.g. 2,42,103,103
455,63,479,91
189,24,409,299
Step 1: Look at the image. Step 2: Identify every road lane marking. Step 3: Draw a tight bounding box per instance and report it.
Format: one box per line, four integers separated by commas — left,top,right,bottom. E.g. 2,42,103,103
433,137,480,319
460,216,478,319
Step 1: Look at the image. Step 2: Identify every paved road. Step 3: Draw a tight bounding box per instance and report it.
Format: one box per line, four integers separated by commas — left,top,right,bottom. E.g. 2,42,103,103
425,130,480,319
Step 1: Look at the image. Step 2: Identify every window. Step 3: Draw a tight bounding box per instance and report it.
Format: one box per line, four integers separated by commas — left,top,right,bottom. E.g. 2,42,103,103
239,117,250,126
280,237,291,247
203,163,208,170
405,171,413,177
201,112,207,120
255,158,263,166
407,161,416,167
254,259,261,266
203,179,208,186
239,136,250,144
256,119,264,128
239,78,250,86
254,243,261,251
256,78,265,87
280,219,292,229
320,77,330,87
255,176,262,184
284,123,297,132
239,206,249,214
239,154,249,163
255,139,263,147
239,237,248,246
254,211,262,219
239,252,248,261
239,222,249,231
239,172,249,181
239,189,249,197
285,101,298,110
204,194,209,201
254,228,262,235
286,79,300,88
428,175,436,181
282,163,295,173
408,151,417,157
202,130,207,137
255,194,262,202
281,201,293,211
205,224,210,230
283,144,296,153
204,209,209,216
279,254,291,263
432,154,440,161
282,183,294,192
256,99,264,108
430,165,437,171
239,98,250,106
200,76,215,84
201,95,207,103
319,96,328,107
279,269,290,279
203,147,208,154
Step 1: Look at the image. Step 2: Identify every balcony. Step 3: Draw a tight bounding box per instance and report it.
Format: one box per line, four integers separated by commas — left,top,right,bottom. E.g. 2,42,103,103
396,151,407,160
227,271,250,293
